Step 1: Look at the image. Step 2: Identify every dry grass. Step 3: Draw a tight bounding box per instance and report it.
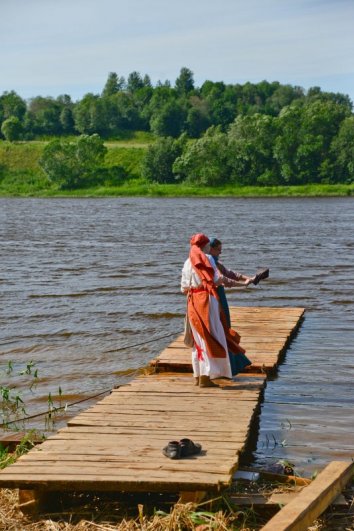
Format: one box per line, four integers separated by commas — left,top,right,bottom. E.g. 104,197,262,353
0,488,257,531
1,482,354,530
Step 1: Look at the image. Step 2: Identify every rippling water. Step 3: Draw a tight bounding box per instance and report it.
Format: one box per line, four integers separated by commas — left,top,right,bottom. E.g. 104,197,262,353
1,197,353,474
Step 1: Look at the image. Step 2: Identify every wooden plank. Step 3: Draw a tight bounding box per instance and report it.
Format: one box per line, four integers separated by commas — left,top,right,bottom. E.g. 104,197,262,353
5,460,236,475
229,492,348,507
261,461,354,531
0,474,231,492
66,417,255,428
51,426,247,439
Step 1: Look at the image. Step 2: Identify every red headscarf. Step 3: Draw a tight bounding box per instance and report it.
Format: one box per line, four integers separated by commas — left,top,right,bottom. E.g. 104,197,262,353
189,233,215,293
190,233,209,248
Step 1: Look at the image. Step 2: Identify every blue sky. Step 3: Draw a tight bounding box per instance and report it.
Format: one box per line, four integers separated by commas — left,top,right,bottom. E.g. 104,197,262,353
1,0,354,102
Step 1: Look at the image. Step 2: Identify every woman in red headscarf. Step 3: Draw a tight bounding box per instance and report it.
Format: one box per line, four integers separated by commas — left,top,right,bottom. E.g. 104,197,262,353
181,233,247,387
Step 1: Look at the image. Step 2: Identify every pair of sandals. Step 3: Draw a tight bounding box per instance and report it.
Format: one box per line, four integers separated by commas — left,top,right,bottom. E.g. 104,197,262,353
162,438,202,459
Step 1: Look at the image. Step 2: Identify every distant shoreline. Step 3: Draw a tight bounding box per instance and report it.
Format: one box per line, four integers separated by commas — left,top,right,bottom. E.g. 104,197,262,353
1,183,353,198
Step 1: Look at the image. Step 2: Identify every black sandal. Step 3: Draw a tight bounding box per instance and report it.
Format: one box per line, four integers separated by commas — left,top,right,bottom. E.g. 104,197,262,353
162,441,181,459
179,438,202,457
253,268,269,285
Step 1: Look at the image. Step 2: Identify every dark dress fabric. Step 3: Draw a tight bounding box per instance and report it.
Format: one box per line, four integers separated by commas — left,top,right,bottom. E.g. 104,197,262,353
214,257,252,376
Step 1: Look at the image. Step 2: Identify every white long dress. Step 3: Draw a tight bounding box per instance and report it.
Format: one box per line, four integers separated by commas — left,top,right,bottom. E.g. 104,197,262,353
181,257,232,379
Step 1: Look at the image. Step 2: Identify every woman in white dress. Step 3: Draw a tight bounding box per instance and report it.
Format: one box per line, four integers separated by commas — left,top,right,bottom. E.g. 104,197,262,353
181,233,247,387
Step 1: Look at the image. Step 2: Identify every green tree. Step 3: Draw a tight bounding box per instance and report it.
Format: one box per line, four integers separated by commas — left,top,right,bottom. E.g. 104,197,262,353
274,99,350,184
175,67,194,95
228,114,279,185
1,116,23,141
56,94,73,106
27,96,62,135
307,87,352,111
144,85,176,123
127,71,144,93
142,136,185,183
173,127,230,185
60,107,75,134
143,74,152,87
266,84,304,115
56,94,75,134
186,106,210,137
39,134,107,189
109,92,142,131
73,93,109,136
203,83,237,128
0,91,26,123
200,80,225,98
331,116,354,182
102,72,125,97
131,87,153,130
272,103,303,183
150,100,186,137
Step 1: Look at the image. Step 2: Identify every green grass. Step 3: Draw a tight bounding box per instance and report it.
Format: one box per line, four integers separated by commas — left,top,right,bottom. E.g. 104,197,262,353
104,130,154,147
0,141,44,172
104,146,145,178
6,181,351,198
1,139,354,197
0,139,147,195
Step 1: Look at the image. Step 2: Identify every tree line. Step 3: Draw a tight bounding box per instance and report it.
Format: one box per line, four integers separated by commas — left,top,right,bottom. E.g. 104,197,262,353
2,67,354,186
143,99,354,186
1,67,351,141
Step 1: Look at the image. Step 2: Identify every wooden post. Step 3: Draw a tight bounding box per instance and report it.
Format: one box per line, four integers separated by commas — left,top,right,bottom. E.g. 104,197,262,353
261,461,354,531
178,491,206,504
18,489,59,515
18,489,46,515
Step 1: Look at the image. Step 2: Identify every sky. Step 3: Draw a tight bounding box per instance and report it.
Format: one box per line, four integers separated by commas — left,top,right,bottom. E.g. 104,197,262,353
1,0,354,103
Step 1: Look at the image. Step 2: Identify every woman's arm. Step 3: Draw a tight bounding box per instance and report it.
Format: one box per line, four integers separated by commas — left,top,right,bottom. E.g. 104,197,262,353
216,275,254,288
217,261,255,284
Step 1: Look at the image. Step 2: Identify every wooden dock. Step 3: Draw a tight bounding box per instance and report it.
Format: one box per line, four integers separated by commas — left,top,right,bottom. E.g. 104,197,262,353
0,306,304,502
151,306,305,373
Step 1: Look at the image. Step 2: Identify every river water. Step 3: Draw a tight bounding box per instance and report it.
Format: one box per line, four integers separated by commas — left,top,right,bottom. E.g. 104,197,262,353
1,197,353,475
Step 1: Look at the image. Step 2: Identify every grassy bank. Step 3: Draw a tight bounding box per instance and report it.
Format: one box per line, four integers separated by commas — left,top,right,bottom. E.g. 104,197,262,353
0,137,148,195
1,139,354,197
55,182,353,197
1,180,353,198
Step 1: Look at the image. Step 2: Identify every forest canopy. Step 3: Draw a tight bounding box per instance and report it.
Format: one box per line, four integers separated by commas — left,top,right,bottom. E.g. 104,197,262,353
1,68,354,187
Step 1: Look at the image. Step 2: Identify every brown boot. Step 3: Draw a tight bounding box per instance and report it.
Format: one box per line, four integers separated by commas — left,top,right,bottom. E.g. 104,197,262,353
194,377,200,386
199,375,219,388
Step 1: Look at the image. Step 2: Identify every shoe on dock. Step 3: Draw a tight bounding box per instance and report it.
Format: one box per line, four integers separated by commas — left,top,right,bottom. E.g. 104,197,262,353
179,438,202,457
162,441,181,459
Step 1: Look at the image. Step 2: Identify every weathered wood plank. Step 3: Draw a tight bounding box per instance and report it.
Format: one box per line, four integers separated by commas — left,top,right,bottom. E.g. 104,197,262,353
261,461,354,531
229,492,348,507
0,474,232,492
